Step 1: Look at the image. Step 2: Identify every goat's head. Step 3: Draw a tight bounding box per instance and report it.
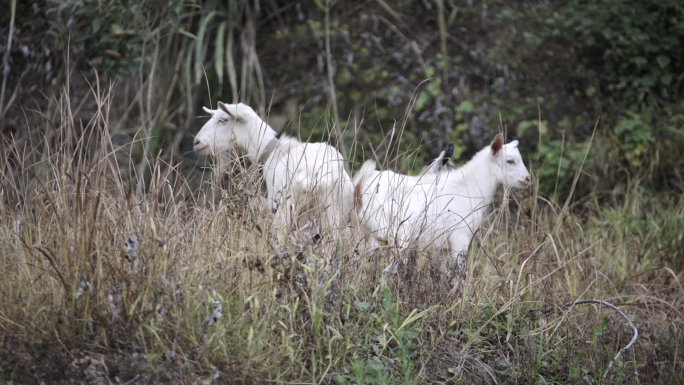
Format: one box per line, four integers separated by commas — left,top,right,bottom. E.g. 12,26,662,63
489,134,531,189
194,102,257,156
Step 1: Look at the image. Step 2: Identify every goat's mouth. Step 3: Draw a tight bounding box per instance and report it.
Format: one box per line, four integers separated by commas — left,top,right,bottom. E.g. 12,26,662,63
518,179,531,188
194,145,210,155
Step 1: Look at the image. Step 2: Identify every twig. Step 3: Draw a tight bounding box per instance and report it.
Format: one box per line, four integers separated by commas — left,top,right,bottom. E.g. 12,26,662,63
258,1,297,27
375,15,429,78
555,299,638,380
54,329,77,361
135,32,161,204
324,0,348,168
552,118,598,233
436,0,448,84
1,67,30,117
0,0,18,122
3,126,43,153
374,0,419,41
3,84,92,154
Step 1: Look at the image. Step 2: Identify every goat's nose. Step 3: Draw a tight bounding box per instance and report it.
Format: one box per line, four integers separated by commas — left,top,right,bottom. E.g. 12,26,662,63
525,176,531,182
194,138,201,147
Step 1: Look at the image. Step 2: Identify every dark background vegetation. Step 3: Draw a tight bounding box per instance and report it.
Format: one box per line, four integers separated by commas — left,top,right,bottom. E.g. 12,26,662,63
3,0,683,197
1,0,684,383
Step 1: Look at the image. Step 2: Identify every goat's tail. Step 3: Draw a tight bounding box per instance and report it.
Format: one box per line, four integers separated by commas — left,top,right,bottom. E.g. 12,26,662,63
353,160,377,213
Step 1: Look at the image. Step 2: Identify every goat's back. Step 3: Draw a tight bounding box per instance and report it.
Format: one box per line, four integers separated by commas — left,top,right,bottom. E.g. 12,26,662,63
265,141,355,229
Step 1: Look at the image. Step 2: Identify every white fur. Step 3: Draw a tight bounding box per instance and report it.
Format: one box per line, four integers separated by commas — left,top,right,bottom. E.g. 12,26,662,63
353,135,531,289
195,102,355,243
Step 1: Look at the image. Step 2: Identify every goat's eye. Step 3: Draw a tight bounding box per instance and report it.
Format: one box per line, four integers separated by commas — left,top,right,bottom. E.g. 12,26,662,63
217,119,228,124
507,160,515,165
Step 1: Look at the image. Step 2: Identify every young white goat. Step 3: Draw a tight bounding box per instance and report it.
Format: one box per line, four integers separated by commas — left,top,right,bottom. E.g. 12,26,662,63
194,102,356,249
353,134,531,294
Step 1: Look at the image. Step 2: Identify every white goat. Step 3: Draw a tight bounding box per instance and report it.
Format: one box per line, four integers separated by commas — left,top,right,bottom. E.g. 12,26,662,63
353,134,531,294
194,102,355,249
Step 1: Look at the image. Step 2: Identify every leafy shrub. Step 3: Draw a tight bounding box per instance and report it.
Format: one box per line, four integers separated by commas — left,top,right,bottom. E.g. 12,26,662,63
553,0,684,104
46,0,187,77
499,0,684,197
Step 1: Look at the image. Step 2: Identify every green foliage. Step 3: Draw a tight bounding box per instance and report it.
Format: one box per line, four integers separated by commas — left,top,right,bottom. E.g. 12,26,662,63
612,111,654,168
595,186,684,270
489,0,684,198
337,288,422,385
552,0,684,103
536,139,589,200
456,100,474,120
47,0,150,77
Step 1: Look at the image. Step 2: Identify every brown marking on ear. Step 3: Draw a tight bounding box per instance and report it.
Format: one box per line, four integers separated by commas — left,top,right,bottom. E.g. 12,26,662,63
217,102,234,117
491,133,503,156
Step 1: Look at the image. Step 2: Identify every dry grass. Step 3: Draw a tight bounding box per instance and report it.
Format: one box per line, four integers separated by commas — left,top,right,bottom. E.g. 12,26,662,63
0,80,682,385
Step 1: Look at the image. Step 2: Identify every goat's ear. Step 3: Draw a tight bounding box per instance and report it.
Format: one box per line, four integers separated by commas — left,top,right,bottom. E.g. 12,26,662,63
442,143,454,166
202,107,214,116
423,151,444,175
491,134,503,156
509,140,519,148
217,102,235,117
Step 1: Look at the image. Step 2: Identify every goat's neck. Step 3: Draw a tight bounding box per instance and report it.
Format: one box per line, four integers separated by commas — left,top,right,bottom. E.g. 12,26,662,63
243,117,278,163
448,148,499,205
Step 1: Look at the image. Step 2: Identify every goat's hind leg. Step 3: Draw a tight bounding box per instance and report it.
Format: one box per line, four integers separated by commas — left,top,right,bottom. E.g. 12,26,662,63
447,234,470,298
379,238,410,284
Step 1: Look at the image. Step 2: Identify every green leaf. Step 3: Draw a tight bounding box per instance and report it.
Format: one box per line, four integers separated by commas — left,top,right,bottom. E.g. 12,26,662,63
585,85,597,96
641,75,655,87
398,306,435,331
427,81,440,97
195,11,219,84
169,10,179,28
426,65,435,77
456,100,474,120
313,0,325,11
177,30,197,40
458,100,474,113
92,18,102,33
661,73,673,86
215,21,226,87
656,54,671,69
630,56,647,69
110,24,124,35
413,91,430,111
58,1,70,13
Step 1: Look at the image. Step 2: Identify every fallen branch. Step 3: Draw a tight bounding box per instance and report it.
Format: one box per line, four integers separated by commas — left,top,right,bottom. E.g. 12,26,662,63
554,299,638,380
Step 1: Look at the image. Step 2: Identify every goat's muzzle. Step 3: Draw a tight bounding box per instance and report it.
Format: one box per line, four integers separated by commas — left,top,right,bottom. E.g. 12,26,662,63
518,176,531,188
194,139,209,155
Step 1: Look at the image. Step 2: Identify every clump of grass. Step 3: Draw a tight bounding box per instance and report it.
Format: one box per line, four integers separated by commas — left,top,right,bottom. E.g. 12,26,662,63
0,76,682,384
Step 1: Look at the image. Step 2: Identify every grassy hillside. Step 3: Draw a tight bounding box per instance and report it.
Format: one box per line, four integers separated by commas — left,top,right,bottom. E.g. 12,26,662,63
1,82,682,383
1,0,683,383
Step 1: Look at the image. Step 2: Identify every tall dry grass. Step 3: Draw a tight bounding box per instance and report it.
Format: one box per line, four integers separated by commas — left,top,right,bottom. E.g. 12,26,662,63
0,77,682,384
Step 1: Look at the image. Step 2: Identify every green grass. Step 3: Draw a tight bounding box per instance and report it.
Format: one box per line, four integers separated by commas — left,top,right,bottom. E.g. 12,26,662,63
0,82,682,385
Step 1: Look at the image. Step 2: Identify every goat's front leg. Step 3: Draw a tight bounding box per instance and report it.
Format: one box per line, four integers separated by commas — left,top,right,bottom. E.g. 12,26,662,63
380,237,410,283
269,188,302,250
447,234,470,297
